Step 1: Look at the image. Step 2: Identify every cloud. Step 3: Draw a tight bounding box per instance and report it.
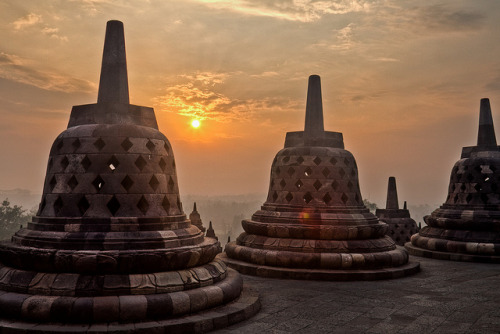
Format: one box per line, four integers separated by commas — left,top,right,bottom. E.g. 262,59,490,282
192,0,372,22
0,52,95,93
12,13,42,30
154,71,300,121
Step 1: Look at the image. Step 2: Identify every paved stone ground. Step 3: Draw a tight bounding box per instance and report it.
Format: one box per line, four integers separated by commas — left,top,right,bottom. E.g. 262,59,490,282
216,256,500,333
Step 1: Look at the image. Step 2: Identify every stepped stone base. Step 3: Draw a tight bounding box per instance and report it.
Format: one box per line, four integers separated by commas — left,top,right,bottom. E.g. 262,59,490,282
0,287,260,333
218,253,420,281
405,242,500,263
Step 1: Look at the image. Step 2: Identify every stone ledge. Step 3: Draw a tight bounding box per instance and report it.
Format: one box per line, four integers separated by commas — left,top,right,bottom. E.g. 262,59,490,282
405,242,500,263
218,253,420,281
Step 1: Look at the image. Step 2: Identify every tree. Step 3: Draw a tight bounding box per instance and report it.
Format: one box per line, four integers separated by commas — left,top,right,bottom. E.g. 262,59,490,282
363,199,378,213
0,199,33,240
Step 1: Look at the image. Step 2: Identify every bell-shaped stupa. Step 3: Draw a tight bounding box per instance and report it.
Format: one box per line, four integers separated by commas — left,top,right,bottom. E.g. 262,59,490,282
0,21,258,332
376,177,418,246
407,98,500,262
220,75,419,280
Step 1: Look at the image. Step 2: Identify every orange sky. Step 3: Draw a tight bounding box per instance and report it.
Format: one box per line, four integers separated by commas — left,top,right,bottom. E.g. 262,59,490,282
1,0,500,208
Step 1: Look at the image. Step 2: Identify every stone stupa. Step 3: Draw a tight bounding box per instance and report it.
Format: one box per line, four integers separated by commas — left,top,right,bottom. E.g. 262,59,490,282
220,75,420,280
189,202,206,233
406,98,500,262
376,177,418,246
0,20,258,332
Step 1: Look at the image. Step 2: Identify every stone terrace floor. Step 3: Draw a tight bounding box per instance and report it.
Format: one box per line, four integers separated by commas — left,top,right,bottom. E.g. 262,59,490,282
216,255,500,333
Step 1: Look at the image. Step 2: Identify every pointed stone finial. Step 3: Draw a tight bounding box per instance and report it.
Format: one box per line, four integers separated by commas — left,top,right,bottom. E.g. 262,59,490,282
97,20,129,104
403,201,407,210
228,236,231,243
304,75,324,137
477,98,497,147
193,202,197,212
206,221,217,239
386,177,399,210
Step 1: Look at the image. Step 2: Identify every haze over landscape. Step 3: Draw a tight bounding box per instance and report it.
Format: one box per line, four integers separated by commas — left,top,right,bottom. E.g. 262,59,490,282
1,0,500,219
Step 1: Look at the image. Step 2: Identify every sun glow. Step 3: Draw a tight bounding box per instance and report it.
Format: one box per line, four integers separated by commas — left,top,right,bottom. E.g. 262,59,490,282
191,119,201,128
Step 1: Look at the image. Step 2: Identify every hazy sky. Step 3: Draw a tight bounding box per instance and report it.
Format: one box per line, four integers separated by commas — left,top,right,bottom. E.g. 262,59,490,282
1,0,500,208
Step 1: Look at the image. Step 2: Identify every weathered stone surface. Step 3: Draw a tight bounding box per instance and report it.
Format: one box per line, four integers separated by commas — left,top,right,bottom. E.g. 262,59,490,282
407,98,500,262
0,20,258,332
222,75,419,280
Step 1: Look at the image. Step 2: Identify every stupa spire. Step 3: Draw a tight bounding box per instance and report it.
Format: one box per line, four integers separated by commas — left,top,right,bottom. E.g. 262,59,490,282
304,75,324,136
477,98,497,147
97,20,129,104
386,176,399,210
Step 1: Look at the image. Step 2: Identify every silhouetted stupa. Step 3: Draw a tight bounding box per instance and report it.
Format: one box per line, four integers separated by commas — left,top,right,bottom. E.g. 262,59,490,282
0,20,258,332
407,98,500,262
376,177,418,246
189,202,206,233
220,75,420,280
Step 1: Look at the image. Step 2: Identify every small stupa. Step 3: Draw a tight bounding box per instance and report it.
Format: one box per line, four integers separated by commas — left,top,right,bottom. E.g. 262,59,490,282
189,202,206,233
220,75,420,280
0,20,258,332
407,98,500,262
376,177,418,246
206,221,218,240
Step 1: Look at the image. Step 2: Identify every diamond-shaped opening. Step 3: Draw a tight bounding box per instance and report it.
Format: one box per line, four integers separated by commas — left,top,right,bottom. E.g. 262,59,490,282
303,192,313,204
466,194,472,203
67,175,78,191
168,176,175,190
295,180,303,189
304,167,313,177
453,193,459,203
72,138,81,151
38,197,46,215
283,156,290,163
344,157,350,165
121,138,133,151
77,196,90,215
296,156,304,164
474,183,482,192
159,158,167,172
341,193,348,204
92,175,105,192
322,168,331,177
475,166,482,173
332,180,339,191
149,175,160,191
94,138,106,151
313,180,322,191
54,196,63,215
460,183,467,192
162,196,170,212
146,139,155,152
81,155,91,171
177,196,182,211
313,157,322,165
276,167,281,175
107,155,120,172
270,179,275,188
164,142,170,155
330,157,337,165
491,165,497,172
49,176,57,192
450,184,456,192
351,169,356,177
339,168,346,178
137,196,149,215
56,140,64,152
287,167,295,176
280,179,286,188
60,156,69,170
285,192,293,202
466,173,474,181
121,175,134,192
272,191,278,201
135,155,147,171
347,181,353,190
107,196,120,216
323,192,332,204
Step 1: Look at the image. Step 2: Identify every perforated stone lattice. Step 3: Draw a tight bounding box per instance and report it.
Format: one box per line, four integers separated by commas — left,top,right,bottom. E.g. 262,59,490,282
39,134,182,217
266,149,362,207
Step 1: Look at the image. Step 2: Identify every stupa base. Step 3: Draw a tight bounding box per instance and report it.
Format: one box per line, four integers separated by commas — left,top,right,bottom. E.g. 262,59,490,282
218,253,420,281
405,242,500,263
0,288,260,333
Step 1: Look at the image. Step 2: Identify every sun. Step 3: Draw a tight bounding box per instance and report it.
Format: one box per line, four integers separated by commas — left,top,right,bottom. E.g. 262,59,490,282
191,119,201,128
